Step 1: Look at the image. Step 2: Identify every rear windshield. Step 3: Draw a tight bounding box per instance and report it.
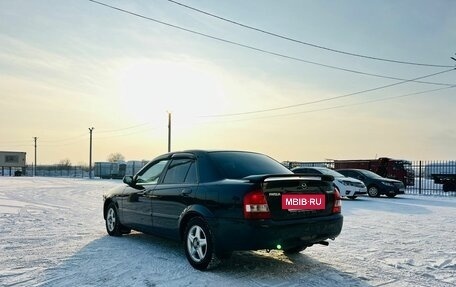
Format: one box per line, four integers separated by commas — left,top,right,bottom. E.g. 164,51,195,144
208,151,292,179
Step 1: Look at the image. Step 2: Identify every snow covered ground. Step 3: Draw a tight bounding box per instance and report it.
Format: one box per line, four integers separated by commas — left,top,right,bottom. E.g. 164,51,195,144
0,177,455,287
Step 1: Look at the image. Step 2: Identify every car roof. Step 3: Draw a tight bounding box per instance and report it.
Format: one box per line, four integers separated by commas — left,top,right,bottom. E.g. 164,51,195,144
179,149,263,155
151,150,272,162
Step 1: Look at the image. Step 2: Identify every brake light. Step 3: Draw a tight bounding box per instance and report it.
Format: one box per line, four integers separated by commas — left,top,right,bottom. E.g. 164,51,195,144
332,187,342,214
243,189,271,219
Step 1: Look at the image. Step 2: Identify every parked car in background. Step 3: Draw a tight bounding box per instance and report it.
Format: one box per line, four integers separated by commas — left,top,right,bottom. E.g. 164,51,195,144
291,167,366,199
103,150,343,270
333,157,414,187
337,169,405,198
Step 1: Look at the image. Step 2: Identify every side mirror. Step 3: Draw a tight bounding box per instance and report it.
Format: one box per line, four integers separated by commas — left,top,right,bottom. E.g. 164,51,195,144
123,175,134,186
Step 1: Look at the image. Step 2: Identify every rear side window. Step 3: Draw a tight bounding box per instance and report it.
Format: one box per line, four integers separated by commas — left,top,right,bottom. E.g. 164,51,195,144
184,162,197,183
209,151,291,179
162,159,197,184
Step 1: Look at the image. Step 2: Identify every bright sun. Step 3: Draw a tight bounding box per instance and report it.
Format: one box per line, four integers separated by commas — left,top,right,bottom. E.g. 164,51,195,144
117,59,227,126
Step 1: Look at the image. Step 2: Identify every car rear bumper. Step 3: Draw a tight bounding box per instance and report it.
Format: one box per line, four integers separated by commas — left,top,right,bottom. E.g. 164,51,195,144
210,214,343,251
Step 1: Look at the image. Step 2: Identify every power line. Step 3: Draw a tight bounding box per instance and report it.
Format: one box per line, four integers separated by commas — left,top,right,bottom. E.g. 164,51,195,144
0,144,32,148
201,68,455,117
166,0,454,68
96,122,154,134
200,85,456,123
3,126,153,146
40,133,87,143
36,125,160,145
248,85,456,121
96,125,159,140
0,139,31,144
87,0,453,86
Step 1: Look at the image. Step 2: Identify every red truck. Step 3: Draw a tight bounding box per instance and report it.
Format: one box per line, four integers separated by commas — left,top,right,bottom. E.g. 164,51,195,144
333,157,415,187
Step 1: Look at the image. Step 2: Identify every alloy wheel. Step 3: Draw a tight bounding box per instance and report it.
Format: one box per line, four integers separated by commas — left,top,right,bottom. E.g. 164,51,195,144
187,225,208,263
106,208,116,232
368,186,379,197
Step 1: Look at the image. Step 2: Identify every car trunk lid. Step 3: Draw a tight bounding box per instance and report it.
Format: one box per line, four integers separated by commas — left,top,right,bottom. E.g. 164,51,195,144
244,174,336,220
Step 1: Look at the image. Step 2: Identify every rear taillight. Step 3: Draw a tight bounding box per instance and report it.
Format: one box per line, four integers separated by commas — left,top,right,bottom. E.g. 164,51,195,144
332,187,342,214
243,189,271,219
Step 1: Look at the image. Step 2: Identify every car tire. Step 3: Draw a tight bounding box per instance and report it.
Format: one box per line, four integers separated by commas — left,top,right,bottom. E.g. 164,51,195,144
347,196,358,200
184,217,215,270
105,203,122,236
283,246,307,255
367,186,380,197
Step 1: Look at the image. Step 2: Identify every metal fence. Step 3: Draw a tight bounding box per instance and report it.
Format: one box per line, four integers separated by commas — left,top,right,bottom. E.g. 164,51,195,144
25,165,90,178
94,161,148,179
14,161,148,179
284,160,456,197
4,160,456,197
406,160,456,197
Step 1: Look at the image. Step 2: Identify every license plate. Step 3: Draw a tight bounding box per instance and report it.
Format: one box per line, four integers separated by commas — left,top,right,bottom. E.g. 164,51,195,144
282,194,326,210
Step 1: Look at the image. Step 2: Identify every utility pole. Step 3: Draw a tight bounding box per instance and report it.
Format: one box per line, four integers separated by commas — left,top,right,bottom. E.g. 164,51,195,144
167,112,172,152
33,137,38,176
89,127,94,179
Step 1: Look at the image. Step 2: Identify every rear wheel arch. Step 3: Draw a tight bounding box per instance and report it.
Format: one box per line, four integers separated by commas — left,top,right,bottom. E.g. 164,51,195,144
179,205,215,241
180,212,200,240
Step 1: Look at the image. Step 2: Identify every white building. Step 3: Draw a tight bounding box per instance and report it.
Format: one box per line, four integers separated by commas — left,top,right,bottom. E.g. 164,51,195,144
0,151,26,176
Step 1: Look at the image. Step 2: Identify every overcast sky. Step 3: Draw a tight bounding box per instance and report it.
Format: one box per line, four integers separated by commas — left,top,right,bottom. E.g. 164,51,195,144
1,0,455,165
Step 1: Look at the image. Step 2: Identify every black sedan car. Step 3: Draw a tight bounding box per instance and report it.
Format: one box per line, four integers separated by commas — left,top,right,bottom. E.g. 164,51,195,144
337,168,406,198
103,150,343,270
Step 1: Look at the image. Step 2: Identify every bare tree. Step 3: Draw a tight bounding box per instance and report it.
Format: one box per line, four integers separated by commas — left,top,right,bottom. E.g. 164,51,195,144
78,162,90,172
107,153,125,163
58,158,72,167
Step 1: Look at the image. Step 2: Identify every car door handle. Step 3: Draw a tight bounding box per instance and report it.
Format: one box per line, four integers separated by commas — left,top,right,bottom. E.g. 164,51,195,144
181,188,192,196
